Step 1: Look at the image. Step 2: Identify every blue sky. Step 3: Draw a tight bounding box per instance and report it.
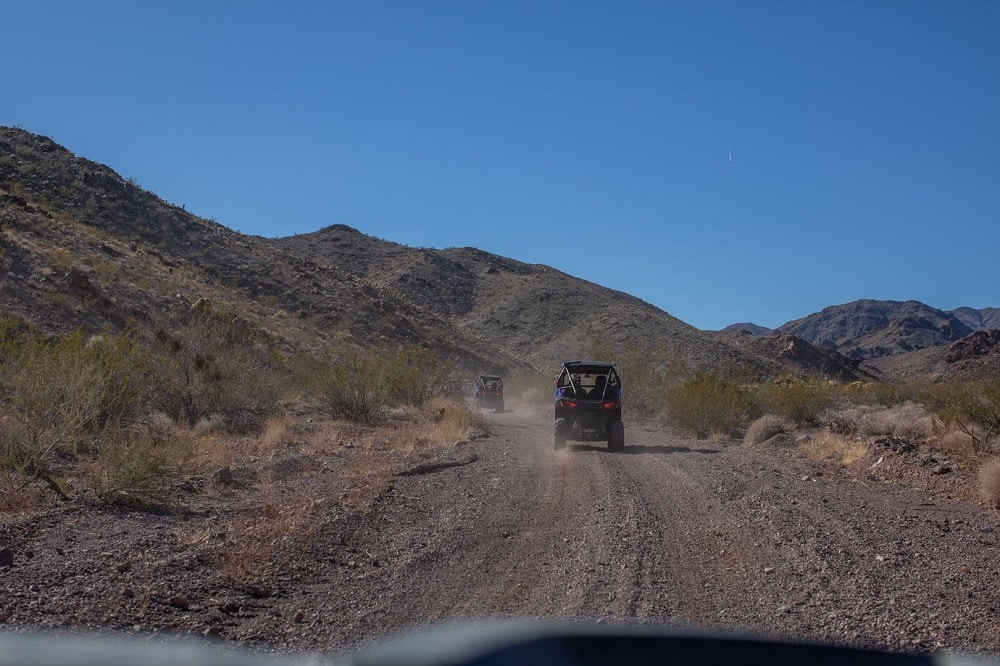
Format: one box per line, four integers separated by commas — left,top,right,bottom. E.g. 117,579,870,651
4,1,999,330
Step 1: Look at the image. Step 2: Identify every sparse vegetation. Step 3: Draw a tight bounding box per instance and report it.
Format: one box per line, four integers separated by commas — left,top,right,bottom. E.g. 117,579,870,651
801,432,870,466
744,414,794,447
830,402,934,440
760,376,837,425
921,379,1000,454
665,371,756,439
149,306,281,433
978,457,1000,508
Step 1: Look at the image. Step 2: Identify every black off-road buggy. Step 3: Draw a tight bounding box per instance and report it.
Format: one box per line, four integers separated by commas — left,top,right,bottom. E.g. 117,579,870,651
473,374,504,413
553,360,624,451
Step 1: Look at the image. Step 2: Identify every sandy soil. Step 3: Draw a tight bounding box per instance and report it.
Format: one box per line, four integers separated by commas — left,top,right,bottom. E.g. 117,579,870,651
1,403,999,659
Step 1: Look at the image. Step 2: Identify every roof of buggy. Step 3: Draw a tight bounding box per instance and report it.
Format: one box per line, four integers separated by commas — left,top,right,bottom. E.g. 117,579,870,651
562,360,615,370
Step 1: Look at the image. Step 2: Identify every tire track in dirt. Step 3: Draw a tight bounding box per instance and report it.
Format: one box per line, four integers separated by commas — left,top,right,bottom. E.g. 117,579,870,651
305,405,1000,655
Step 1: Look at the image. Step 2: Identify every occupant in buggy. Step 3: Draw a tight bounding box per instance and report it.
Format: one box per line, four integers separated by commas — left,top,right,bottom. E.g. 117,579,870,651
589,374,609,399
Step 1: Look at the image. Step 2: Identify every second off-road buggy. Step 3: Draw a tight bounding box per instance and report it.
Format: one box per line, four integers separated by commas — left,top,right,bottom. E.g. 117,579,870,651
473,374,504,413
554,360,624,451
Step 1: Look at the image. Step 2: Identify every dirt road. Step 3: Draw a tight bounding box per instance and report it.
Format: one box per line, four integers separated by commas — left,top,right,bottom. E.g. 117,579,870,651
2,404,999,657
305,405,1000,655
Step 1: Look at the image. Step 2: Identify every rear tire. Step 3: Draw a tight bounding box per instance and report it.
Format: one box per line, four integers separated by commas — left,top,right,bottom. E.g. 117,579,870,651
554,418,568,450
608,419,625,452
495,399,504,414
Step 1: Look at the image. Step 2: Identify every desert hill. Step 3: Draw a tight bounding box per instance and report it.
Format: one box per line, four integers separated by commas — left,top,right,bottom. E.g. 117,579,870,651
0,127,522,372
776,299,974,360
0,126,777,377
4,126,995,383
713,331,875,381
951,306,1000,332
272,226,776,373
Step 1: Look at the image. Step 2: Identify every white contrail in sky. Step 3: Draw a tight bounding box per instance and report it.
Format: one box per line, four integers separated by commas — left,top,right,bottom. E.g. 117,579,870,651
729,149,733,163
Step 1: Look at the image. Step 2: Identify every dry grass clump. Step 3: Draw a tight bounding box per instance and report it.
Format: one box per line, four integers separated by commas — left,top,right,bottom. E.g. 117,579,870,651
744,414,794,447
218,486,320,585
831,402,934,440
801,432,869,466
385,398,481,452
977,457,1000,508
85,428,196,507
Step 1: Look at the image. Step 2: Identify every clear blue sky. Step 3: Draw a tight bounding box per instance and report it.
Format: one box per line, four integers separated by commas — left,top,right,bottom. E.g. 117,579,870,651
5,1,999,330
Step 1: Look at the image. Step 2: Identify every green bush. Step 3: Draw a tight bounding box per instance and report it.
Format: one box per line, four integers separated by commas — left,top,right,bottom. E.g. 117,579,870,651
0,328,125,476
760,376,837,425
665,372,756,438
389,346,457,407
922,379,1000,453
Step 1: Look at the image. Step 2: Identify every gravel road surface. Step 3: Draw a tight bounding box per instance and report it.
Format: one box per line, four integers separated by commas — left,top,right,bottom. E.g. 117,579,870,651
1,404,998,658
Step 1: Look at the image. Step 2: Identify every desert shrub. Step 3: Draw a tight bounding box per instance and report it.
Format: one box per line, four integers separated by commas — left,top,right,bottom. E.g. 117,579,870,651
977,457,1000,508
665,372,755,438
0,328,133,477
302,344,461,424
86,427,195,508
389,345,457,407
85,329,154,429
860,402,933,439
801,432,869,466
744,414,794,447
761,376,838,425
304,346,394,424
0,324,182,503
844,380,917,407
149,307,281,432
831,402,934,440
922,380,1000,453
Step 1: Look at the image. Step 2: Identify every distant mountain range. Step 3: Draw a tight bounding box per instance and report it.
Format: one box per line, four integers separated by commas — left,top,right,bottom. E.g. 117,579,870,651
1,126,997,382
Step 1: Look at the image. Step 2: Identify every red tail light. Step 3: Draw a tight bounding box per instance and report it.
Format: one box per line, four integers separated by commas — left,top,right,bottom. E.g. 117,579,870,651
602,401,619,410
558,399,577,409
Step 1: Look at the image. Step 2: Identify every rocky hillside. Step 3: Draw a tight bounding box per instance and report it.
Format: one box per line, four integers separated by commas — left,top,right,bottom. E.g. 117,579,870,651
7,126,994,383
271,226,778,374
1,126,778,377
714,331,875,381
720,322,774,336
951,306,1000,331
0,127,522,373
776,299,974,360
